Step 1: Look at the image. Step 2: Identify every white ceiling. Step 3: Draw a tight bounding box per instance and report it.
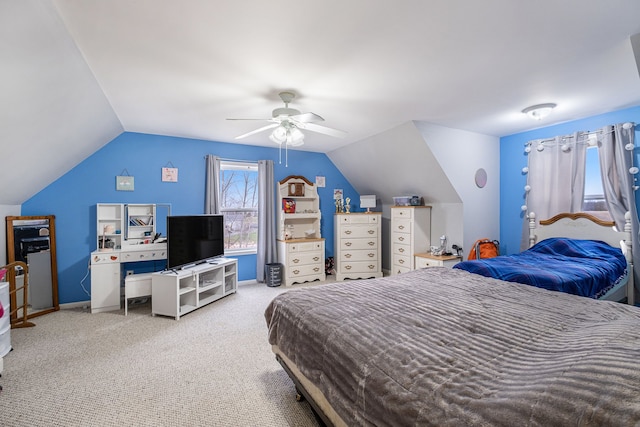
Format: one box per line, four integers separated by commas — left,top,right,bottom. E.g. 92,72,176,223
2,0,640,204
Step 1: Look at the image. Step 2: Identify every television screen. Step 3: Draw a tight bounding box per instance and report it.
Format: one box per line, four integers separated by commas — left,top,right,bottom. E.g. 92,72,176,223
167,215,224,269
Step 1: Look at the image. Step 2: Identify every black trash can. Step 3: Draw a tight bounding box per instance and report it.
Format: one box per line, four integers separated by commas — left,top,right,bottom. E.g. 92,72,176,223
265,263,283,287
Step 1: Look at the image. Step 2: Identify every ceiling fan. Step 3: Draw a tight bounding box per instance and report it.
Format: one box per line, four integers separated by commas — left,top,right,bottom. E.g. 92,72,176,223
227,91,347,146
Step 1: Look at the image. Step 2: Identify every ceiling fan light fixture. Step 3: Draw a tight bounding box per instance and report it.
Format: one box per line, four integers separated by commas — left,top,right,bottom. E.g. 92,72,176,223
522,103,557,120
269,124,305,146
269,125,287,144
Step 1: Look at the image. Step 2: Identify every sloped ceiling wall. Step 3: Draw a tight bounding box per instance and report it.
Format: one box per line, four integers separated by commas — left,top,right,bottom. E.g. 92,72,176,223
327,121,461,206
328,121,500,256
0,1,122,205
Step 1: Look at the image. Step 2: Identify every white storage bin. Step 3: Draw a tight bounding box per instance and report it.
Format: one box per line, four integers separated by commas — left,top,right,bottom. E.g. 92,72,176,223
0,326,10,358
0,281,10,338
124,273,153,315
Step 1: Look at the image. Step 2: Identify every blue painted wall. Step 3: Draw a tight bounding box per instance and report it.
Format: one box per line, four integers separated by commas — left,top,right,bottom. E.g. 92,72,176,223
500,106,640,255
21,132,357,305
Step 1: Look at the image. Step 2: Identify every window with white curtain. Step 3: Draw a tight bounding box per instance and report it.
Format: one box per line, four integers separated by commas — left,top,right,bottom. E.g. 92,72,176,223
219,160,259,254
583,142,612,220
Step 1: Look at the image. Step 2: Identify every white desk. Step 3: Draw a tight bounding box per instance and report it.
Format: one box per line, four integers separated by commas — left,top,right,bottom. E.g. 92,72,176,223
90,243,167,313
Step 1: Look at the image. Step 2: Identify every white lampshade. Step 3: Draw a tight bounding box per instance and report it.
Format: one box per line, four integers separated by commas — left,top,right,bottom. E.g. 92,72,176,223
360,195,376,212
269,126,287,144
269,124,305,146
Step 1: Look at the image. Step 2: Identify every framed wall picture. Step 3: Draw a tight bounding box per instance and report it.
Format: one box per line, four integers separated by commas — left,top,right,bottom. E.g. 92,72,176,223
162,167,178,182
116,176,135,191
288,182,305,197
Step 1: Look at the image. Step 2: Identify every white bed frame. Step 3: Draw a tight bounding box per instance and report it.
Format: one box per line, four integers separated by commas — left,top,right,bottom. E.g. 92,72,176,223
528,211,634,305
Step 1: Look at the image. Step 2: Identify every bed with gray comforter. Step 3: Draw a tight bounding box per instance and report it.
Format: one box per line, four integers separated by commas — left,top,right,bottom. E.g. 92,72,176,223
265,267,640,426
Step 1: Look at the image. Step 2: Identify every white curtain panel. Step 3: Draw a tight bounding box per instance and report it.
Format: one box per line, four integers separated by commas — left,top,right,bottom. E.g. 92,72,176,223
521,132,587,249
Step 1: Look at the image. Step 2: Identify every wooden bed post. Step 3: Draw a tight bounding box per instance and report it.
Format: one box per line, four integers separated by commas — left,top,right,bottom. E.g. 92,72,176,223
528,212,537,247
623,211,635,306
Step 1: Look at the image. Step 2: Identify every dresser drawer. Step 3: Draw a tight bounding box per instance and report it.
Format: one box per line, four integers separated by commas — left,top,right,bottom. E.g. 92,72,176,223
339,214,379,225
392,242,410,256
338,261,379,275
392,253,412,269
392,219,412,234
288,241,324,252
288,263,324,278
339,225,378,239
340,238,377,250
392,264,411,275
339,249,378,262
392,232,411,245
392,208,413,219
288,251,323,266
415,254,462,269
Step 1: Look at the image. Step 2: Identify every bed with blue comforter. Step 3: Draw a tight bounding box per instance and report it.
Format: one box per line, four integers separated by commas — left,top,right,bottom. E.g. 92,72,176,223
453,237,628,299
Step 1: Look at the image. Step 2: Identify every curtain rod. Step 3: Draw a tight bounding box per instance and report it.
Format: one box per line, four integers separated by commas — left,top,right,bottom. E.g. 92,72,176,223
524,122,636,146
204,155,258,163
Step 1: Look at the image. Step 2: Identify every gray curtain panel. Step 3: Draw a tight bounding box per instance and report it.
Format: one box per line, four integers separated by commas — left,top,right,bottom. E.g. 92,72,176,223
205,154,221,214
598,122,639,300
256,159,277,282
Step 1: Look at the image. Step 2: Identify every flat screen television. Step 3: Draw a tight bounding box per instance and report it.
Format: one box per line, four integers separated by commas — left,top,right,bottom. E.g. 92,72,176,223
167,214,225,270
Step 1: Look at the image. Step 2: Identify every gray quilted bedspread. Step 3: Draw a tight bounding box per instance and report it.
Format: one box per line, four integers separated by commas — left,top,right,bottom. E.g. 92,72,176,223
265,267,640,426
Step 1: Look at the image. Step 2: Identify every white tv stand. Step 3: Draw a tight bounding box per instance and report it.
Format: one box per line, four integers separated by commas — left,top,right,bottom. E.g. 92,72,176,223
151,258,237,320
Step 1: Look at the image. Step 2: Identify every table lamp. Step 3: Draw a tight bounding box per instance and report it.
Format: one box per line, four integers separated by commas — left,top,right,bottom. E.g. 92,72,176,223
360,195,376,213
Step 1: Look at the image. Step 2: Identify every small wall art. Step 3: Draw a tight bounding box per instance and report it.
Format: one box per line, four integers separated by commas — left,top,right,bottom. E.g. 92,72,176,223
162,161,178,182
116,169,135,191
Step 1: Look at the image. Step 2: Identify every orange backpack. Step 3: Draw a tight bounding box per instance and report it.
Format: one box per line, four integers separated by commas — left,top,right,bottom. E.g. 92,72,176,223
467,239,500,260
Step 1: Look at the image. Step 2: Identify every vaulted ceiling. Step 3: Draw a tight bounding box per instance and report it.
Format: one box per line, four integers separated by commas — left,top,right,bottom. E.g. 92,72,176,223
2,0,640,205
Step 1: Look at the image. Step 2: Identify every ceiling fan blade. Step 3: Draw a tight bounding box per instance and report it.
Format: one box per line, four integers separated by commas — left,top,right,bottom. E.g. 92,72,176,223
235,123,279,139
301,122,347,138
226,118,271,121
291,112,324,123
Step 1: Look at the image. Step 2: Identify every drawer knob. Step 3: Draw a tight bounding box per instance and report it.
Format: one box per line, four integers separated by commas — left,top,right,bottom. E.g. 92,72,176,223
368,265,375,270
293,258,300,264
368,241,375,246
345,230,352,235
345,242,352,246
368,253,375,258
345,254,352,258
398,236,405,242
313,256,320,261
368,230,375,234
313,267,320,272
399,248,405,253
345,265,352,270
293,269,300,275
398,225,405,230
399,259,405,264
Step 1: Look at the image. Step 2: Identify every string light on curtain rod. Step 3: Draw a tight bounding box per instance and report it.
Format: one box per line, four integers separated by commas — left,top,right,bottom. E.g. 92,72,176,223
522,103,557,120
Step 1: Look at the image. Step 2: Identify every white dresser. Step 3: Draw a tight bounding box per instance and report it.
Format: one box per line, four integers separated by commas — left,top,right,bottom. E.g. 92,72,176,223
277,175,326,286
278,239,325,286
334,213,383,281
391,206,432,275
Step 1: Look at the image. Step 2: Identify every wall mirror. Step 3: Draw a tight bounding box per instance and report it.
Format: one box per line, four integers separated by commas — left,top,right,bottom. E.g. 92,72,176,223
5,215,59,321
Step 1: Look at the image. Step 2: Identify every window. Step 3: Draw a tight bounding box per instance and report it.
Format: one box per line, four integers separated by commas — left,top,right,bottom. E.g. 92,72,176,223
219,161,259,254
582,141,611,221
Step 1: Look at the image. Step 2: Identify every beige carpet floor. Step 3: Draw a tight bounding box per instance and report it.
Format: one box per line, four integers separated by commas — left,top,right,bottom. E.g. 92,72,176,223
0,280,325,427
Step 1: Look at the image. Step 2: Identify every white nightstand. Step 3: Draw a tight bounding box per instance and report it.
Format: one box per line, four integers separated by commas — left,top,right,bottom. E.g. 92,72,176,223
414,253,462,269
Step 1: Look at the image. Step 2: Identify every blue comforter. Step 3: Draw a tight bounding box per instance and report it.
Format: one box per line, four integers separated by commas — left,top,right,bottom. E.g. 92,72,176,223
453,238,627,298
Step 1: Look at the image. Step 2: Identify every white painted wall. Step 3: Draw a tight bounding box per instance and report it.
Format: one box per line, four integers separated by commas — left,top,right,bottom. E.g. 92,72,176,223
0,205,22,264
414,121,500,256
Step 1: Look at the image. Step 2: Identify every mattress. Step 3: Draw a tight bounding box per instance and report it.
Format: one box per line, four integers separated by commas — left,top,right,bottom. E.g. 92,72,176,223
265,268,640,426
